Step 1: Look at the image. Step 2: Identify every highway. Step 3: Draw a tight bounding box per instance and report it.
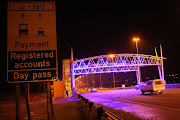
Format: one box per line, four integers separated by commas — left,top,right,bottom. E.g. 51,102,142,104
81,88,180,120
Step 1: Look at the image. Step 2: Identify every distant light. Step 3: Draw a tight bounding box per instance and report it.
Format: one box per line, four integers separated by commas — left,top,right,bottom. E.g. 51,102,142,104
109,54,114,58
133,37,140,41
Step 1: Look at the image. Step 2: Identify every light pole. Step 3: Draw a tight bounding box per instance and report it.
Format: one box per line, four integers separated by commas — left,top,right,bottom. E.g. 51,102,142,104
92,74,94,88
87,75,88,89
133,37,139,54
133,37,141,84
100,74,102,88
109,54,116,88
82,75,84,89
113,72,116,88
91,69,94,88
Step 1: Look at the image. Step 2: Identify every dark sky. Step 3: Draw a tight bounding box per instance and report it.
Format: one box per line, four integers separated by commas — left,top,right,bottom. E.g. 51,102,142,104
57,0,180,74
1,0,180,86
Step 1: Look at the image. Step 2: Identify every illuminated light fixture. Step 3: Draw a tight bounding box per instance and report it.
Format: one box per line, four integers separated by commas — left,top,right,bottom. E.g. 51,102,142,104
109,54,114,58
133,37,140,54
133,37,140,41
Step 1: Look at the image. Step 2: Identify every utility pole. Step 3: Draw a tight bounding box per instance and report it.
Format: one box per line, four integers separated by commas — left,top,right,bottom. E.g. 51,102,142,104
113,72,115,88
92,74,93,88
100,74,102,88
133,37,141,84
83,75,84,89
87,75,88,89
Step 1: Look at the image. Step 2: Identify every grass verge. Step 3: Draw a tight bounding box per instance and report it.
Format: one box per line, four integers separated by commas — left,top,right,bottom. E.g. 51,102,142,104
0,93,106,120
0,93,150,120
99,104,151,120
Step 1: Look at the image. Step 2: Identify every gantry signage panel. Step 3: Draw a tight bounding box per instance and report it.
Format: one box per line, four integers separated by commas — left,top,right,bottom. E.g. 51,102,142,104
7,1,58,83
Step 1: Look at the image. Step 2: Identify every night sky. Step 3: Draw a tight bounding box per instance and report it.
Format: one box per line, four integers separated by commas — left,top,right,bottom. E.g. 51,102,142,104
1,0,180,89
57,0,180,74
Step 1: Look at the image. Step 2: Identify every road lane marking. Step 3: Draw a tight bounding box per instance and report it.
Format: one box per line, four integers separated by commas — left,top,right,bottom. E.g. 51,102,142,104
115,98,180,112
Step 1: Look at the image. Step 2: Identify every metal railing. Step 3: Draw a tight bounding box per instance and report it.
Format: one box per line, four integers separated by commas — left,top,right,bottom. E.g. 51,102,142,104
76,93,123,120
165,83,180,88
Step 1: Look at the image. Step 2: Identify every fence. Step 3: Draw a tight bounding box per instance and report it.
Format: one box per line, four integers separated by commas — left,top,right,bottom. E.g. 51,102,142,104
76,93,123,120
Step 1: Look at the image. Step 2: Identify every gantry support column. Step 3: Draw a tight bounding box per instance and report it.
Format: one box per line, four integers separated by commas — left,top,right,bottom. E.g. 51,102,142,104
71,47,76,94
158,45,164,82
71,63,76,94
158,65,164,80
156,45,165,83
136,66,141,84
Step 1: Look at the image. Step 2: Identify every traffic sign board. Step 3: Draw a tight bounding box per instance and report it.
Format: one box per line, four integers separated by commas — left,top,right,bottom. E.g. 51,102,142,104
7,1,58,83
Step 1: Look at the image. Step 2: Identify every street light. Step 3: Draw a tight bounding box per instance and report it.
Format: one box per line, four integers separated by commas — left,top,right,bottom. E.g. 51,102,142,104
133,37,141,84
91,69,94,88
109,54,114,58
100,74,102,88
133,37,140,54
109,54,116,88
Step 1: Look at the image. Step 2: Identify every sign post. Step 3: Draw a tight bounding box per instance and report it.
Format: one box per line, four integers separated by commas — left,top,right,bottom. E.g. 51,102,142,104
24,83,31,120
16,84,20,120
7,1,57,119
46,82,52,120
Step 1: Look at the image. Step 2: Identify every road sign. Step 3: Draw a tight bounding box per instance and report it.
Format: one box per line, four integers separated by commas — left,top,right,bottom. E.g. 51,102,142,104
7,1,58,83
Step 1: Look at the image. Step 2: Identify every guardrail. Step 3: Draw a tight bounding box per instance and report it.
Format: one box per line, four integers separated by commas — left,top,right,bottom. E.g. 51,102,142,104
126,83,180,89
76,93,123,120
165,83,180,88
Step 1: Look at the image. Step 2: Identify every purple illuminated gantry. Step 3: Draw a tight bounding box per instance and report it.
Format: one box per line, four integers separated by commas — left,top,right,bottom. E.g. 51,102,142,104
72,54,163,75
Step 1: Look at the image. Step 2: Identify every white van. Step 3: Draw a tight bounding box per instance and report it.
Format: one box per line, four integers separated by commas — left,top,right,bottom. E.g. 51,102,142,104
141,79,165,94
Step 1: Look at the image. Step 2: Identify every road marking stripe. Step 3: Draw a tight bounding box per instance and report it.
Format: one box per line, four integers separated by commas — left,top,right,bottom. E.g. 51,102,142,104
116,98,180,111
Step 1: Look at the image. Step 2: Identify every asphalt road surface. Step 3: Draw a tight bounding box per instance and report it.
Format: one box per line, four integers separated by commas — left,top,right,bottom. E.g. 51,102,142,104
81,88,180,120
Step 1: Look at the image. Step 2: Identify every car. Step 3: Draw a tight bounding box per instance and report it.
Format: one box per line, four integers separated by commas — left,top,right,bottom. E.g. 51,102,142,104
134,82,144,90
134,84,143,90
140,79,165,95
91,88,97,92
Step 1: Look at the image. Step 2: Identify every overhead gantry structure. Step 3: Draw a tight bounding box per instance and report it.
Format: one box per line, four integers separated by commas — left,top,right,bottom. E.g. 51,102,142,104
70,46,165,93
73,54,162,74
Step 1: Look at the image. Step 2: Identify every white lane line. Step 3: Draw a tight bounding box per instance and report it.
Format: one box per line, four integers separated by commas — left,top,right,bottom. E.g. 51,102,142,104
115,98,180,112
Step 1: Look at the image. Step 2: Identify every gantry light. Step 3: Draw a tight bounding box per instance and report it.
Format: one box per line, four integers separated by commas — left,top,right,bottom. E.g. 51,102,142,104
133,37,140,41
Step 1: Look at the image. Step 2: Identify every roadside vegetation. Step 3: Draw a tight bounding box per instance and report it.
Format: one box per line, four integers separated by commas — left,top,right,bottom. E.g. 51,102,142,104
0,93,150,120
100,105,151,120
